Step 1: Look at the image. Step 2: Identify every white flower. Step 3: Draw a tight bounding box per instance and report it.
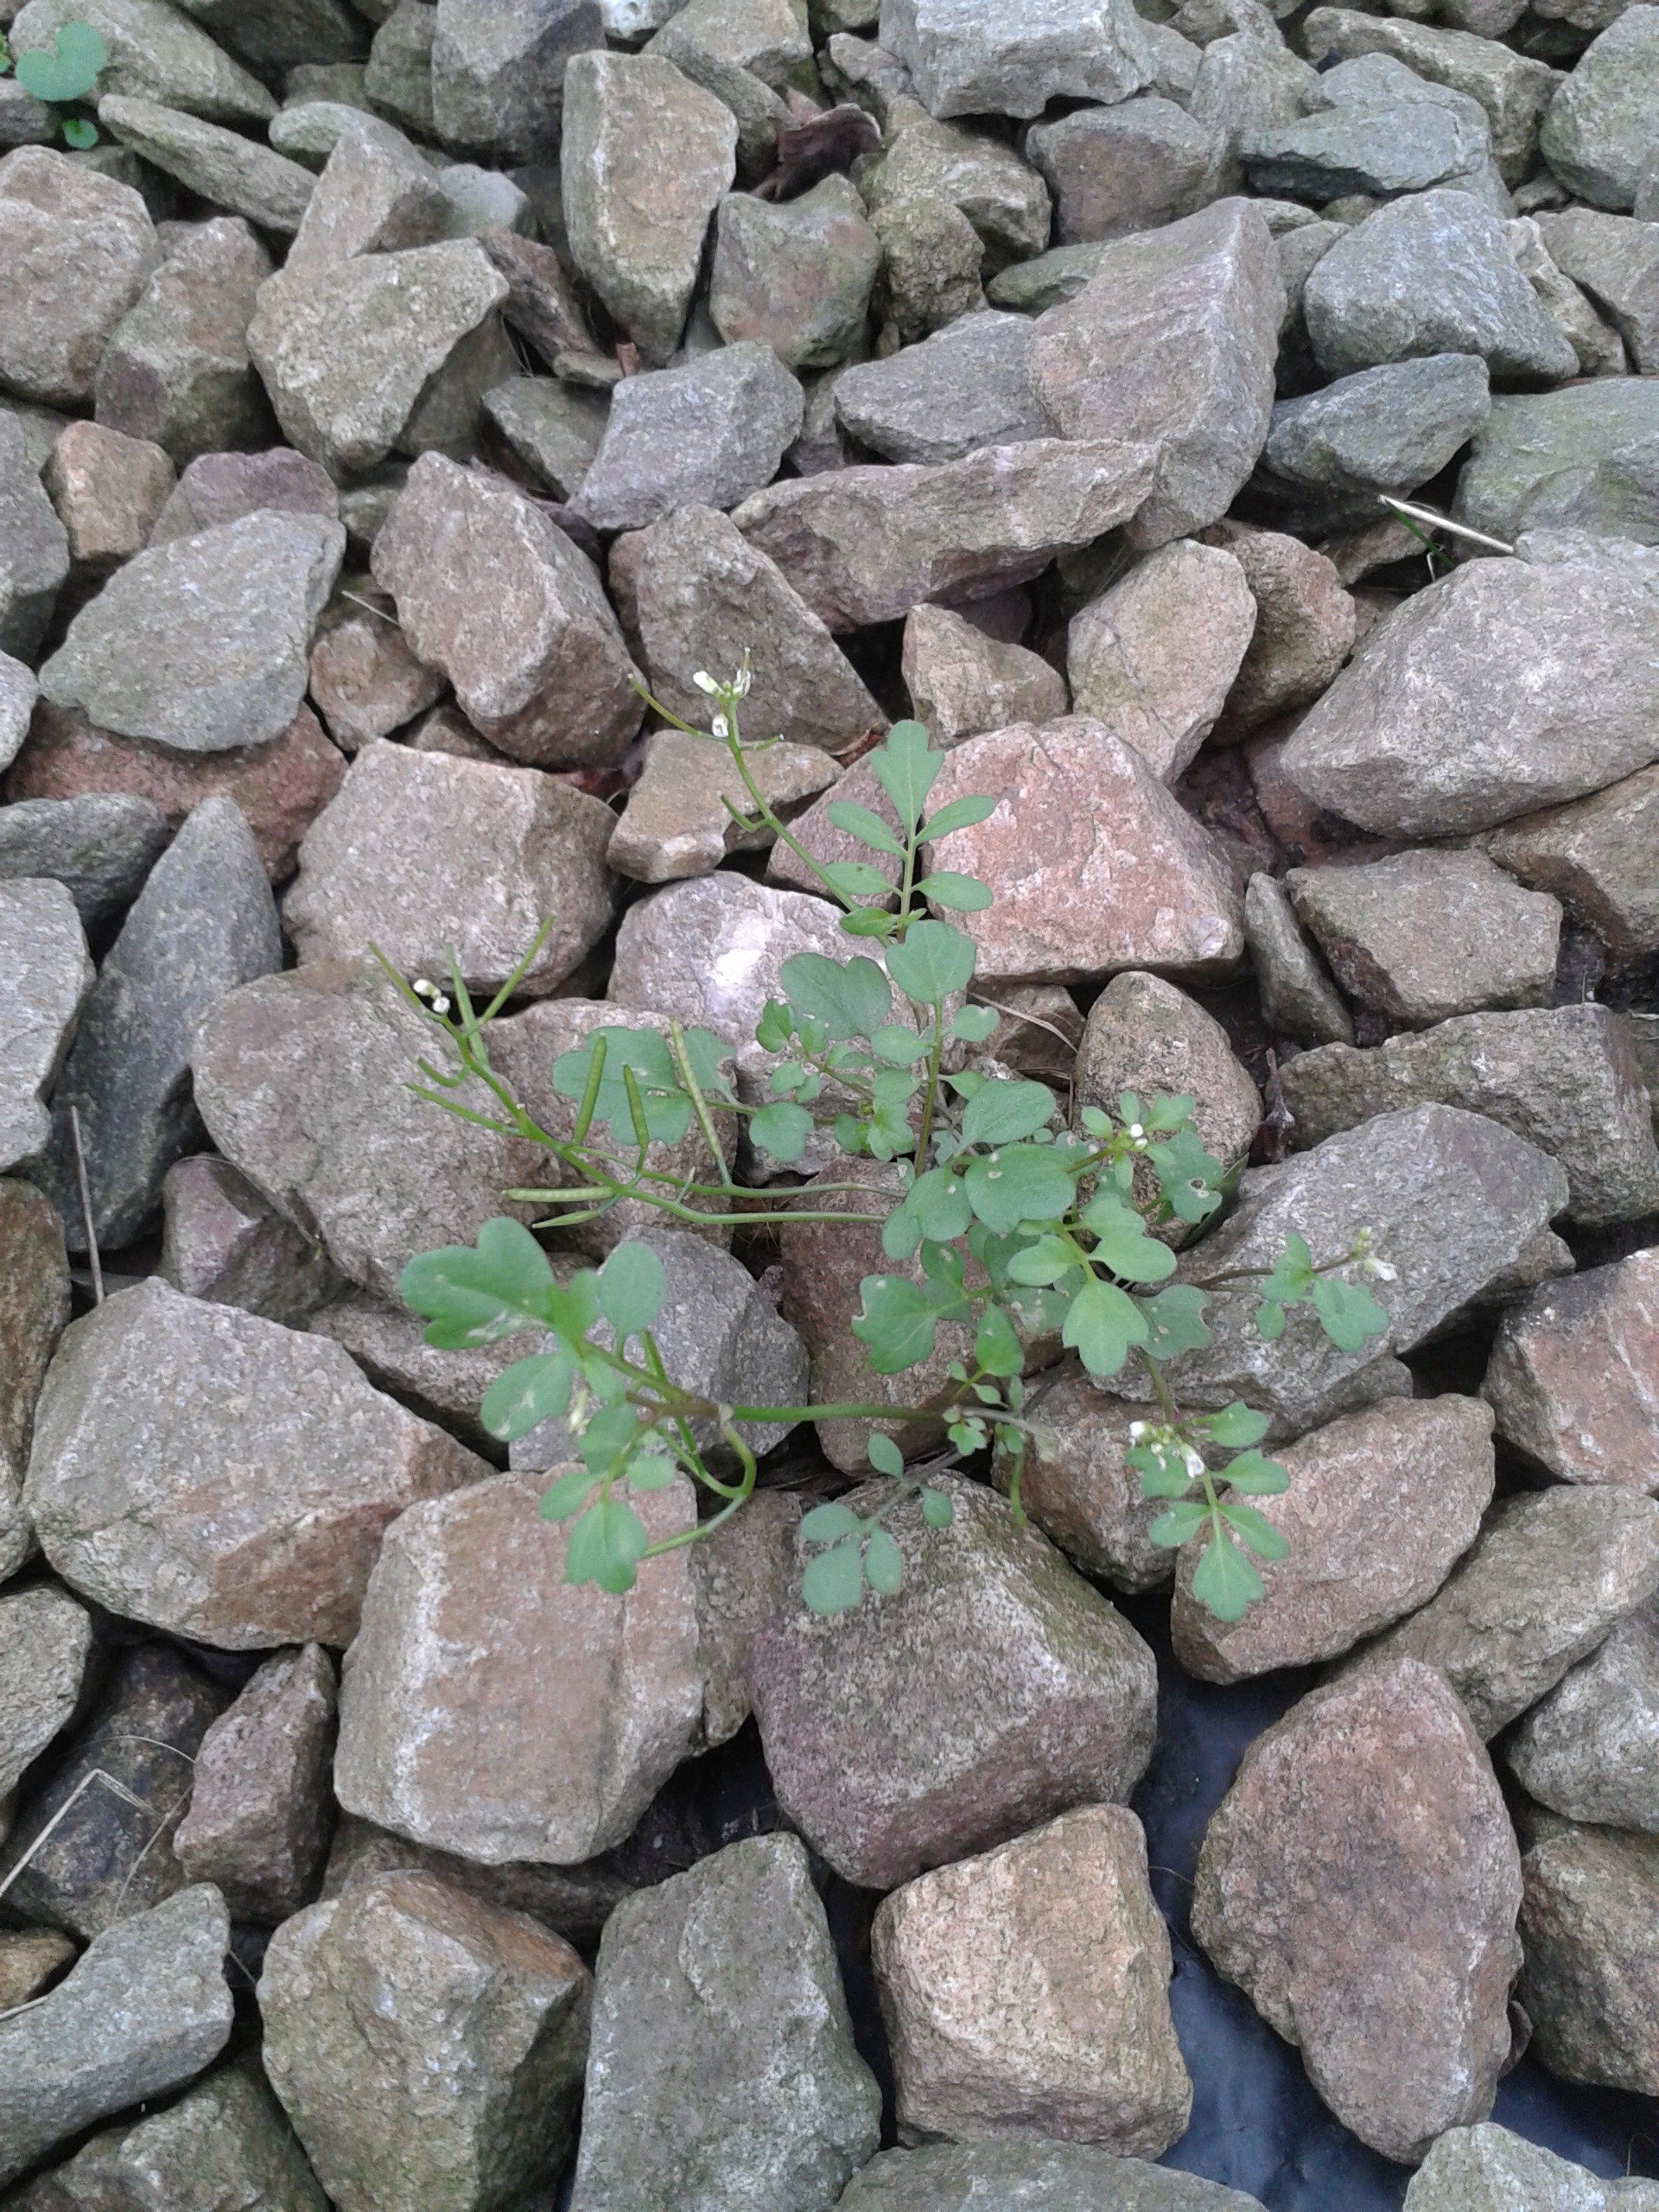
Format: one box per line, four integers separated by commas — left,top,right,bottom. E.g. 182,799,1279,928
692,671,720,695
711,714,730,739
1128,1421,1148,1441
1183,1445,1206,1479
412,977,437,1000
732,660,753,696
1363,1255,1398,1282
430,994,451,1016
1128,1122,1144,1139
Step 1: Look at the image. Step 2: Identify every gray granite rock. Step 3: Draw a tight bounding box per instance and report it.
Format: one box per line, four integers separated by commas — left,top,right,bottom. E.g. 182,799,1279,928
1287,849,1560,1027
0,1179,70,1574
39,512,344,756
1518,1816,1659,2097
1243,870,1355,1046
30,796,278,1252
1027,98,1230,247
10,0,276,123
561,51,736,365
607,726,836,882
570,1834,880,2212
1263,353,1491,512
569,340,804,531
0,147,160,408
747,1474,1158,1889
709,176,880,372
364,0,436,137
609,501,883,750
159,1154,343,1326
0,414,69,660
372,450,642,767
1299,10,1559,185
181,0,364,73
0,651,36,774
174,1643,337,1924
0,878,92,1176
0,1582,92,1802
1161,1103,1570,1436
1281,1000,1658,1230
1350,1486,1659,1738
734,437,1156,629
431,0,601,162
0,1887,233,2191
283,740,616,997
248,238,509,476
335,1472,702,1862
0,1643,227,1936
1278,545,1659,837
877,0,1155,118
480,375,607,500
836,2140,1268,2211
1191,31,1319,147
25,1276,488,1647
98,96,317,233
283,113,449,280
1303,188,1577,385
1540,5,1659,211
94,218,276,466
193,957,546,1301
1454,379,1659,545
11,2059,329,2212
900,600,1066,746
261,1871,590,2212
1029,197,1283,550
1535,207,1659,375
1483,1244,1659,1490
1507,1602,1659,1834
1193,1661,1520,2164
1243,86,1488,202
1405,2121,1659,2212
863,97,1051,264
833,310,1047,465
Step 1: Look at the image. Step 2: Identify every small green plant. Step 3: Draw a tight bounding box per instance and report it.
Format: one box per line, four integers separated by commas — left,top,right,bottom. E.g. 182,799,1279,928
393,664,1392,1624
0,20,108,149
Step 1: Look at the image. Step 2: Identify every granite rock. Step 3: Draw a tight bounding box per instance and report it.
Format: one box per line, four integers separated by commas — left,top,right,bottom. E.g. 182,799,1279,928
1404,2122,1659,2212
1243,869,1354,1046
0,878,92,1175
1192,1659,1521,2163
569,340,804,531
835,2141,1268,2210
1519,1819,1659,2097
1453,381,1659,548
901,602,1066,747
0,1583,92,1802
0,148,159,407
834,311,1048,466
1507,1601,1659,1834
1483,1246,1659,1491
98,95,316,233
431,0,601,162
873,1804,1190,2157
334,1471,702,1862
709,176,880,371
43,420,175,574
747,1473,1158,1889
569,1833,879,2212
93,217,274,466
160,1153,342,1327
480,375,607,501
0,413,69,661
1539,5,1659,211
0,1179,70,1574
26,1276,488,1647
877,0,1154,119
1027,99,1230,247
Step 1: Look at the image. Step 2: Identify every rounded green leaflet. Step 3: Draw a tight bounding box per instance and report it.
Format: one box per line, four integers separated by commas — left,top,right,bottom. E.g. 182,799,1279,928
749,1101,813,1161
803,1539,864,1614
596,1241,666,1338
1063,1276,1149,1376
870,721,940,829
779,950,892,1039
885,919,976,1004
540,1466,600,1521
863,1526,904,1594
16,19,106,101
916,871,991,912
867,1432,904,1477
400,1217,556,1347
481,1351,575,1441
919,1487,954,1529
566,1497,649,1594
959,1078,1057,1147
800,1501,862,1541
1191,1529,1263,1621
60,113,98,147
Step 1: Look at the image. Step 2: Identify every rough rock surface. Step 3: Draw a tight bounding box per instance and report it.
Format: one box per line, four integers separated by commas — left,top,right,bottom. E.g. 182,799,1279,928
733,439,1157,629
0,1582,92,1801
1483,1246,1659,1491
1518,1818,1659,2098
1192,1659,1522,2164
0,1643,227,1938
0,1178,69,1573
261,1870,591,2212
1287,849,1561,1027
923,718,1245,983
1348,1485,1659,1737
1,418,70,663
0,148,160,406
1278,549,1659,837
570,1834,880,2212
12,2060,328,2212
334,1471,702,1863
873,1805,1191,2157
747,1474,1158,1889
570,340,804,531
0,877,91,1175
0,1887,233,2191
611,502,882,751
33,793,282,1253
836,2141,1269,2209
1074,970,1261,1172
1173,1395,1497,1681
39,512,345,755
1029,199,1283,549
0,791,165,929
26,1277,488,1647
283,740,617,995
1487,763,1659,968
1506,1601,1659,1834
901,602,1066,747
1278,1006,1659,1229
995,1376,1172,1593
372,451,643,767
174,1643,337,1923
1405,2122,1659,2212
194,957,545,1301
